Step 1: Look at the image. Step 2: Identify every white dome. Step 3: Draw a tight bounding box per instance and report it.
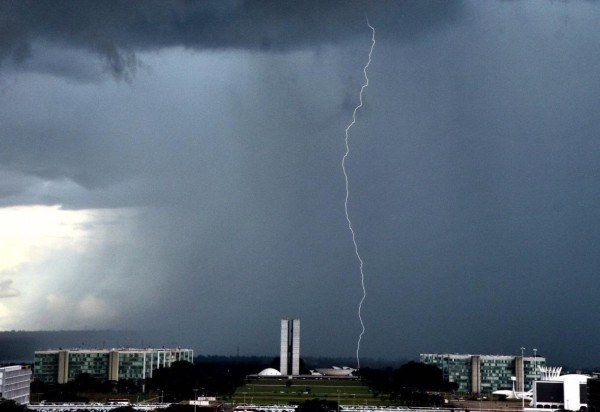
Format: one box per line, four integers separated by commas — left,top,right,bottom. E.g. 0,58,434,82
258,368,282,376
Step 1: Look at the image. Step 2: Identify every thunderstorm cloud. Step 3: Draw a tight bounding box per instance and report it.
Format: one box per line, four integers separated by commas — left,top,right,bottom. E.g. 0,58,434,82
1,0,600,368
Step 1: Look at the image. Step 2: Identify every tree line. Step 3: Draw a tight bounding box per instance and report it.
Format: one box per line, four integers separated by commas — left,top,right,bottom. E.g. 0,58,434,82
359,361,458,406
31,359,455,407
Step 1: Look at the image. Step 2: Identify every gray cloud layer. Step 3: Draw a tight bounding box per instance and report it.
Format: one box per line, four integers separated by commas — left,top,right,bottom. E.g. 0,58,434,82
0,279,19,298
0,0,462,79
2,1,600,368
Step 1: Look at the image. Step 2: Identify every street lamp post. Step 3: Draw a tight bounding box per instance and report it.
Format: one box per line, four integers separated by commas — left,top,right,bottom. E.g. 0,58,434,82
193,388,198,412
533,348,538,380
521,347,525,411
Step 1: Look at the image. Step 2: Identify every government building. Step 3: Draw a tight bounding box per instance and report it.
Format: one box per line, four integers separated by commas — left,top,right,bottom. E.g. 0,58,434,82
280,319,300,376
420,353,546,394
34,347,193,384
0,365,32,404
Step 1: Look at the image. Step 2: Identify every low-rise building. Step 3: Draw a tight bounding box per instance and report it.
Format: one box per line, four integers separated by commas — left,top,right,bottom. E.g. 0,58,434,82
0,365,32,404
34,348,193,384
420,353,546,394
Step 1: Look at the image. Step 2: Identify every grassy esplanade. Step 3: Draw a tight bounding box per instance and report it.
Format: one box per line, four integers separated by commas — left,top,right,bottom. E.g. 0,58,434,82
232,377,377,406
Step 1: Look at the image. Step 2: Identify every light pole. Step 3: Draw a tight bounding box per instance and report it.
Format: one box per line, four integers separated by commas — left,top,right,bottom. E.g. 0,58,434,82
193,388,198,412
520,347,525,411
337,390,340,412
533,348,538,380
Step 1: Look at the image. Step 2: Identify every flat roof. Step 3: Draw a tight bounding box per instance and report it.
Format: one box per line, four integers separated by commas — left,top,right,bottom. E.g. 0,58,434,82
35,347,193,354
421,353,546,361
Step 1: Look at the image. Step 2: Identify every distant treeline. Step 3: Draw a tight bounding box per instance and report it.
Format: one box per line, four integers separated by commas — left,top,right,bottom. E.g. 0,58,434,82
193,355,410,370
32,359,451,406
359,362,458,406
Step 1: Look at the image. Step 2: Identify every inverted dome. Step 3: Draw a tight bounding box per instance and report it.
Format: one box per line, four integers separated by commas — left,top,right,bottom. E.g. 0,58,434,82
315,367,355,376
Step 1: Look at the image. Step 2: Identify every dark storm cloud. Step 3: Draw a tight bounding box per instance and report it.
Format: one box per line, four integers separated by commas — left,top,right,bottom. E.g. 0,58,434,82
340,0,600,367
3,0,600,369
0,0,462,79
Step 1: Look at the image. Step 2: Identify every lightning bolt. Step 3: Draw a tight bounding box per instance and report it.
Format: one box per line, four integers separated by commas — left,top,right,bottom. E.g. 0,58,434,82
342,17,375,370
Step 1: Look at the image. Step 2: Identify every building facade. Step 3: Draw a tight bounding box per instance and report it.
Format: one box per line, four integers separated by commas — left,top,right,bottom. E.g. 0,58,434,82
533,374,589,411
34,348,193,384
0,365,32,404
280,319,300,376
420,353,546,394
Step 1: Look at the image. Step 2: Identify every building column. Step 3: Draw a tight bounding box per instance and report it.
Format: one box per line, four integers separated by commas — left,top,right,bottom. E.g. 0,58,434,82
57,351,69,384
515,356,525,393
142,351,147,379
471,355,481,394
291,319,300,376
109,351,120,382
280,320,289,376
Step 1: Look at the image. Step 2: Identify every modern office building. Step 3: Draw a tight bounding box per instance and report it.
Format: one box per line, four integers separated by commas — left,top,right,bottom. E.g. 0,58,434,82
34,348,193,384
0,365,32,404
280,319,300,376
420,353,546,394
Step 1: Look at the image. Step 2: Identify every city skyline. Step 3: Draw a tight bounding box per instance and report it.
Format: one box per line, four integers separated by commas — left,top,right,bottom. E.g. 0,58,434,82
2,1,600,368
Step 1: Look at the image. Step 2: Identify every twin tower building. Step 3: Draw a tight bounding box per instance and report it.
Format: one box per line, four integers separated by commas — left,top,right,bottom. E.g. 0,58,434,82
280,319,300,376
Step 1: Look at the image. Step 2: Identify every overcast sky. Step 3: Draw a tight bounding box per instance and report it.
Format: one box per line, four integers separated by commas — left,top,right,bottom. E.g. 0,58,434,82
1,0,600,368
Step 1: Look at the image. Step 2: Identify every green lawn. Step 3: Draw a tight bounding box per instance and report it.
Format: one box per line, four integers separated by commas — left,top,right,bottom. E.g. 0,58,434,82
232,378,386,406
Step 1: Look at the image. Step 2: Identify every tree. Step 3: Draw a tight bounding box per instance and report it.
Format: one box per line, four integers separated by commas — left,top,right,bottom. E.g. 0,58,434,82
0,400,28,412
393,361,455,391
65,373,112,393
115,379,142,394
146,359,269,400
359,362,456,407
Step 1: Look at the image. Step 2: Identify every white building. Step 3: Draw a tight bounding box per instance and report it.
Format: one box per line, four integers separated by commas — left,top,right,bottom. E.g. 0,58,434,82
280,319,300,376
529,371,589,411
0,365,32,404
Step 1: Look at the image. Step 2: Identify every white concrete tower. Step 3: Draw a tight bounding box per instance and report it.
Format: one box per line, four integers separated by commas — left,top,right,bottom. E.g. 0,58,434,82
280,319,300,376
280,319,289,376
291,319,300,376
